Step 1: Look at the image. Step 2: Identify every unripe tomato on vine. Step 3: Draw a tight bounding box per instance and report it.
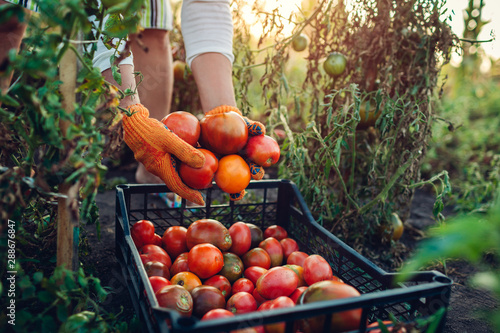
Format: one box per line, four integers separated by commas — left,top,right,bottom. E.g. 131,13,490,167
323,52,347,77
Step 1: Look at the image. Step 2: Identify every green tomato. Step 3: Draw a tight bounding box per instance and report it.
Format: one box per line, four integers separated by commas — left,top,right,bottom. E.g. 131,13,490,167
58,311,108,333
323,52,347,77
291,34,308,52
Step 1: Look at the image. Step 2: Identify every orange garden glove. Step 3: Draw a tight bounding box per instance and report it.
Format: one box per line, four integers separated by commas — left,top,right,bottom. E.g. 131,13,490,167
122,104,206,205
206,105,267,202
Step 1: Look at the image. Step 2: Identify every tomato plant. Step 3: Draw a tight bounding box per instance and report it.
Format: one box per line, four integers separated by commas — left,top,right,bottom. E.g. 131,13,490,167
243,135,281,167
214,154,251,194
161,111,200,147
199,110,248,155
179,148,218,189
131,220,155,249
162,226,188,260
188,243,224,279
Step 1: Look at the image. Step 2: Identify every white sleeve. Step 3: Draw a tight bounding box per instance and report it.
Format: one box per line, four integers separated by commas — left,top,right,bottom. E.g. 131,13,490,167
91,14,134,73
181,0,234,67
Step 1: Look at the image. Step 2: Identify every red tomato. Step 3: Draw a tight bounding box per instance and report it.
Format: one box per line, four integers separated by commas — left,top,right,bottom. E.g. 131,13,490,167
298,280,362,333
263,225,288,241
170,271,202,293
243,135,280,167
161,111,200,147
226,292,257,314
170,252,190,276
199,110,248,155
186,219,232,251
156,285,193,316
242,248,271,270
265,296,295,333
286,251,309,267
214,154,251,194
259,237,283,267
152,233,162,246
204,275,232,300
289,286,308,304
228,222,252,256
280,238,299,259
283,264,306,287
188,243,224,279
179,148,218,190
139,244,172,269
232,278,254,295
256,267,298,300
144,261,171,280
257,300,273,311
131,220,155,249
252,288,267,306
243,266,268,286
149,276,172,294
191,285,226,318
303,254,333,286
162,226,188,260
201,308,234,321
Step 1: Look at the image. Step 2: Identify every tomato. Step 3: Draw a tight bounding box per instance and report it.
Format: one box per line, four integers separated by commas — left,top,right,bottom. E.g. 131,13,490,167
161,111,200,147
173,60,190,82
188,243,224,279
259,237,283,267
286,251,309,267
191,285,226,318
186,219,232,251
252,288,267,306
144,261,171,280
232,278,254,295
283,264,306,287
263,225,288,241
242,248,271,270
201,308,234,321
379,212,404,242
280,238,299,259
139,244,172,269
265,296,295,333
291,34,308,52
219,252,244,283
323,52,347,77
170,271,202,293
298,280,362,333
149,276,172,294
257,300,273,311
170,252,190,276
226,292,257,314
162,226,188,260
179,148,218,190
214,154,251,194
131,220,155,249
246,223,264,249
243,266,268,286
303,254,333,286
289,286,308,304
58,311,107,333
156,284,193,316
152,233,162,246
357,102,381,130
256,267,298,300
243,135,280,168
199,110,249,155
204,275,232,300
228,222,252,256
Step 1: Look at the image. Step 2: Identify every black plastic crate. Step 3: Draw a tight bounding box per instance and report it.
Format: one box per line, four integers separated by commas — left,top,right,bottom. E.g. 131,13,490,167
115,179,452,333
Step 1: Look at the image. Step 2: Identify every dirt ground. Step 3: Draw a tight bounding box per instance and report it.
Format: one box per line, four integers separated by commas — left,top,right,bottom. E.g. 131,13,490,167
82,165,498,333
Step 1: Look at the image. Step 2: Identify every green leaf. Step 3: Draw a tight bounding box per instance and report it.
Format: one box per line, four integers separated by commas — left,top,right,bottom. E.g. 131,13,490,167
33,272,44,284
111,64,122,85
38,290,54,303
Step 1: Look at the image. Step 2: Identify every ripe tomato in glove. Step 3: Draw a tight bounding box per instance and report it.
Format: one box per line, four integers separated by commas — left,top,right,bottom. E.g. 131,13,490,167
199,110,248,155
214,154,251,194
179,148,218,190
161,111,200,147
243,135,280,167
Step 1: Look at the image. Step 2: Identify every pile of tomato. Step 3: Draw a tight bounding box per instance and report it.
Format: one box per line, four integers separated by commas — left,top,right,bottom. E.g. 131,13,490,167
162,110,280,195
130,219,397,333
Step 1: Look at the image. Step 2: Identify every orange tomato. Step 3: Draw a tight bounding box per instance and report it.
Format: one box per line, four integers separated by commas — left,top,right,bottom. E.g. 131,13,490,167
170,271,202,293
214,155,251,194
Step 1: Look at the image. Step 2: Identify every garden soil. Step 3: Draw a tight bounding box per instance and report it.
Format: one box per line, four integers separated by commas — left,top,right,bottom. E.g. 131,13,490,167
83,164,498,333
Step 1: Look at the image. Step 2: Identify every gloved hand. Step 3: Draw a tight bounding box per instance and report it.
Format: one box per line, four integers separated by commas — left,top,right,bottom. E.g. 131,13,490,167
122,104,206,206
205,105,267,202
